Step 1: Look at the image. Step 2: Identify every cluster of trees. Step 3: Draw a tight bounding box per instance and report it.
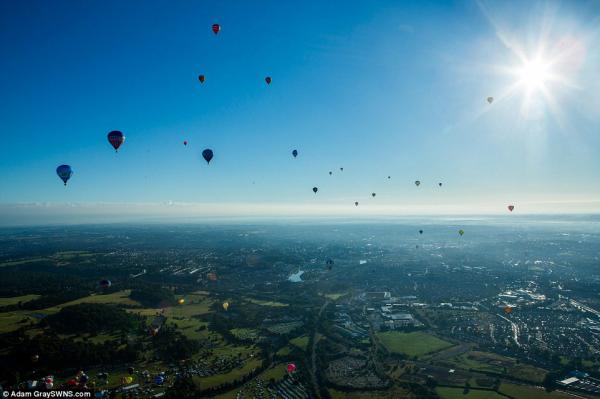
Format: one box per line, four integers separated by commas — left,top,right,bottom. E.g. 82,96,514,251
130,287,174,308
0,331,140,386
152,325,202,362
43,303,140,334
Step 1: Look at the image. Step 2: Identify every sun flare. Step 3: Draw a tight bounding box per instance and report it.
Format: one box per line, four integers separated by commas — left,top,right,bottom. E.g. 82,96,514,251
516,57,551,92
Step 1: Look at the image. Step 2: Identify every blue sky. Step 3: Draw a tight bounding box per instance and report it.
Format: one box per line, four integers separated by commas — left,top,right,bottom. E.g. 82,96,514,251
1,0,599,223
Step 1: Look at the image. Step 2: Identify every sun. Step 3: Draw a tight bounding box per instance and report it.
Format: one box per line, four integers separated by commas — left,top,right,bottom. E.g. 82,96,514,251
516,57,552,93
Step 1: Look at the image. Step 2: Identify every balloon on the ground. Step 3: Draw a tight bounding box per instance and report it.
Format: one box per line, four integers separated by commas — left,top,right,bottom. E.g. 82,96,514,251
202,149,214,164
107,131,125,152
56,165,73,186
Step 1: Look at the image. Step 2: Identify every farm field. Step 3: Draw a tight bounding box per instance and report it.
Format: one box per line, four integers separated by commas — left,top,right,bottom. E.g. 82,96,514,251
377,331,453,357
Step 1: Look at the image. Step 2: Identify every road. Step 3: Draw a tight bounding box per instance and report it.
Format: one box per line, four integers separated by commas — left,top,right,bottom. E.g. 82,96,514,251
309,300,329,399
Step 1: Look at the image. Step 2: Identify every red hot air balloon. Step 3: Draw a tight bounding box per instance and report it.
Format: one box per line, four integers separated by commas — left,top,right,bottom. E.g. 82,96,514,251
508,205,515,212
265,76,272,85
286,363,296,374
107,131,125,152
212,24,220,34
198,75,205,84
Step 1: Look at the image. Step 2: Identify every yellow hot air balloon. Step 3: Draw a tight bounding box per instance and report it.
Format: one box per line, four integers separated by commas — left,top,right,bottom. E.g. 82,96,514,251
125,376,133,384
222,302,229,311
178,298,185,305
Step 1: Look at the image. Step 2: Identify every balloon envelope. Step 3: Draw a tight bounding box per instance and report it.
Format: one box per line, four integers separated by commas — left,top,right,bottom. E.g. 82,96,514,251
222,302,229,311
107,131,125,151
458,229,464,236
99,279,111,288
287,363,296,373
178,298,185,305
56,165,73,185
212,24,220,34
355,202,359,206
508,205,514,212
292,149,298,158
415,180,421,186
372,193,376,197
198,75,205,83
504,306,513,314
312,187,318,194
202,149,214,164
419,230,423,234
487,96,494,104
265,76,272,84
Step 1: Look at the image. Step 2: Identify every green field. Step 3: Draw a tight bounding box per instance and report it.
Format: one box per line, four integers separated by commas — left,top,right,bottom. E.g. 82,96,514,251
289,335,309,351
499,383,575,399
436,387,506,399
448,351,546,383
193,358,262,390
0,258,47,268
0,294,41,307
244,297,288,307
377,331,453,357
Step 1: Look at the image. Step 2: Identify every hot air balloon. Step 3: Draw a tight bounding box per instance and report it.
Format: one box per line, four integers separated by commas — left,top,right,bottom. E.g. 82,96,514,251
438,182,443,187
265,76,272,85
99,279,111,289
202,149,214,164
212,24,220,34
329,171,332,175
125,376,133,384
458,229,464,236
340,167,344,171
292,149,298,158
487,96,494,104
504,306,513,314
79,373,89,384
419,230,423,234
183,140,188,146
31,354,39,363
222,302,229,311
198,75,205,84
56,165,73,186
371,193,376,197
286,363,296,374
388,176,391,179
107,130,125,152
313,187,318,194
154,375,164,385
415,180,421,187
178,298,185,305
355,201,359,206
508,205,514,212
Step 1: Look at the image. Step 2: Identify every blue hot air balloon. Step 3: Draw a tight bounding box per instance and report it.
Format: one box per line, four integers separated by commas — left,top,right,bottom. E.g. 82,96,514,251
202,149,214,164
56,165,73,186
